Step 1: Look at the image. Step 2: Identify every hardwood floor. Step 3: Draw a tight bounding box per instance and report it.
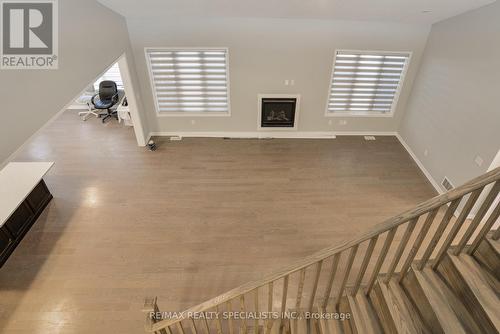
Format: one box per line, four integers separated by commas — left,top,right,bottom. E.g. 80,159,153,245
0,111,436,333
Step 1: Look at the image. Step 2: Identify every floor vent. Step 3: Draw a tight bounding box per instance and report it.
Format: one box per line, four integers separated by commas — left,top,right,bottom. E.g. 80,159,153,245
441,177,454,191
364,136,376,141
170,136,182,141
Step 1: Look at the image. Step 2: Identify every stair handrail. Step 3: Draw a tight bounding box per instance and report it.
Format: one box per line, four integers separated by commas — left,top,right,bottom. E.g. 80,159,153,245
147,166,500,332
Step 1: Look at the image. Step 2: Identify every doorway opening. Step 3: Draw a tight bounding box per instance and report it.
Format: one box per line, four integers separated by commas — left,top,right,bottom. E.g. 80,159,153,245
67,54,146,147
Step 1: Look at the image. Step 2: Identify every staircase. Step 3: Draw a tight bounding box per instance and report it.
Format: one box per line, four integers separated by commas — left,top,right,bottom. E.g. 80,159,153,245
144,167,500,334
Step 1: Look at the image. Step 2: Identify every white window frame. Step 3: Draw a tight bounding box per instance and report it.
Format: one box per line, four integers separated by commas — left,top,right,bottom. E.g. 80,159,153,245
94,62,123,91
324,49,412,118
145,47,231,117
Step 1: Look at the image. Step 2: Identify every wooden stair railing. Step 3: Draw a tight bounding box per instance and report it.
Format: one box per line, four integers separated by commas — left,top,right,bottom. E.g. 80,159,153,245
144,167,500,334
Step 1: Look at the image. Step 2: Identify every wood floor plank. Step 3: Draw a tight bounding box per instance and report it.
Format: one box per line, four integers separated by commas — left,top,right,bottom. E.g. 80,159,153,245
0,111,437,333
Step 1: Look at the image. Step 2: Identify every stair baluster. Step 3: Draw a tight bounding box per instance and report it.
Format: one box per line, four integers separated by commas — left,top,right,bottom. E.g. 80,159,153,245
432,187,484,269
398,208,439,282
321,253,340,309
366,228,396,294
418,198,461,270
454,181,500,254
352,236,378,295
334,245,358,308
385,217,418,282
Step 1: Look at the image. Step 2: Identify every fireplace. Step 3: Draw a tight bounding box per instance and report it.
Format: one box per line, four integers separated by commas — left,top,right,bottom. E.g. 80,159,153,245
260,98,297,128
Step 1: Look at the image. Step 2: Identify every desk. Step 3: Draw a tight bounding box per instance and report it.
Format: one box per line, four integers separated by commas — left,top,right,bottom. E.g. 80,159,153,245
0,162,54,267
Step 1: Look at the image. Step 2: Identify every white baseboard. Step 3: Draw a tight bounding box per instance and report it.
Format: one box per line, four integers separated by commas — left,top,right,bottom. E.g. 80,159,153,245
396,133,442,195
335,131,398,136
148,131,338,139
147,131,399,141
396,134,487,220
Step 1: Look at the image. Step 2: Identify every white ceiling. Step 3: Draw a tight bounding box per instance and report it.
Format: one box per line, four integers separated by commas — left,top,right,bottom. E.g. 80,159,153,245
97,0,495,24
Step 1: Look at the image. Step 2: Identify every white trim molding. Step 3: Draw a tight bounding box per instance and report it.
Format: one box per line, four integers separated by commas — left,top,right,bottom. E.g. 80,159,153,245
335,131,397,136
396,133,442,194
257,94,301,131
146,131,405,141
148,131,336,140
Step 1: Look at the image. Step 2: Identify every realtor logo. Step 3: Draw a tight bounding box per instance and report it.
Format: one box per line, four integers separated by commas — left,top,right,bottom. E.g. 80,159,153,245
1,0,58,69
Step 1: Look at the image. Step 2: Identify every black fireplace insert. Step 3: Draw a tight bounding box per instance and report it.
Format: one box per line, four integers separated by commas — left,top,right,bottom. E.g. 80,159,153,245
261,98,296,128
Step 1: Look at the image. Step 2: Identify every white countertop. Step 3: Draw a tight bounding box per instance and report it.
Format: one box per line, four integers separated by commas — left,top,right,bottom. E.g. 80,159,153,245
0,162,54,227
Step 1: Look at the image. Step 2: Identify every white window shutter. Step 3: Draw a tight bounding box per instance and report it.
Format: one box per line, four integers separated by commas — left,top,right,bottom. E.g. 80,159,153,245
327,51,410,115
146,49,230,114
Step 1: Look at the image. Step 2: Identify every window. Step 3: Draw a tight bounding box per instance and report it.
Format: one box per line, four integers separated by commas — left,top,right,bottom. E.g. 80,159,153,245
94,63,123,90
145,48,230,116
326,50,410,116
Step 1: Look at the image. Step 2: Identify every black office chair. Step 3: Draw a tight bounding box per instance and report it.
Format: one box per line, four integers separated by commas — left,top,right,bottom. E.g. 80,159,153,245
92,81,119,123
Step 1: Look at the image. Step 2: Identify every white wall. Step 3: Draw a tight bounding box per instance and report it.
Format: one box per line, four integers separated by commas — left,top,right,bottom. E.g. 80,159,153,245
126,17,430,135
0,0,144,164
399,1,500,189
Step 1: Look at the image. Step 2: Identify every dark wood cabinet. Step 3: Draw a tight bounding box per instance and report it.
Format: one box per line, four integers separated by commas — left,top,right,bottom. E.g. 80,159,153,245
27,181,51,212
0,179,52,267
0,230,13,259
5,202,34,237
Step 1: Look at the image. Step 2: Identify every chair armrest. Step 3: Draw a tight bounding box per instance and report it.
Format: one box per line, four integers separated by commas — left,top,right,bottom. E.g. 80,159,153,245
91,93,99,106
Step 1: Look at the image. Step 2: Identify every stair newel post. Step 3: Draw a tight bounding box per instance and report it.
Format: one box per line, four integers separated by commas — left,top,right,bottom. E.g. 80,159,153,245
398,209,439,282
366,228,397,294
468,200,500,254
308,260,323,313
352,235,379,295
143,297,156,333
454,181,500,255
432,188,484,269
418,198,461,270
334,245,358,309
265,282,273,334
143,297,169,334
278,275,289,334
385,218,418,283
322,253,340,309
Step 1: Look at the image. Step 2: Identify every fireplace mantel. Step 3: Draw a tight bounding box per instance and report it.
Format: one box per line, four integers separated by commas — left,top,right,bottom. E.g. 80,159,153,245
257,94,301,131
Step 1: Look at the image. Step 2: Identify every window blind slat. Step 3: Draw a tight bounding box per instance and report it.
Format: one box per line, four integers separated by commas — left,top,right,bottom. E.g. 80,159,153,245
155,90,227,94
327,51,409,115
94,63,123,90
158,107,229,112
147,49,230,114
